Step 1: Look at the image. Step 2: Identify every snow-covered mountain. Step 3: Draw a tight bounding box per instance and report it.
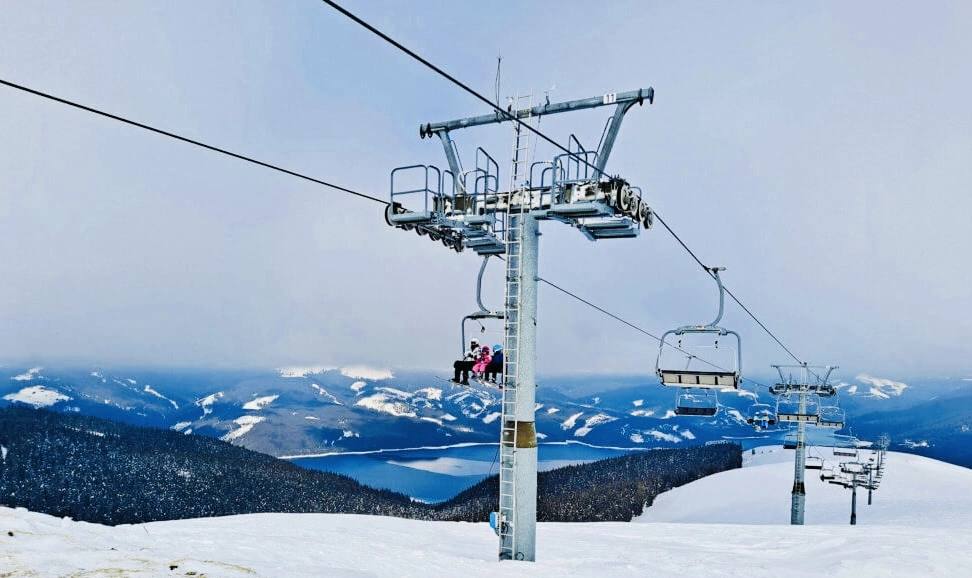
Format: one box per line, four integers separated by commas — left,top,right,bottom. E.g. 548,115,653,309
3,448,970,576
2,365,970,466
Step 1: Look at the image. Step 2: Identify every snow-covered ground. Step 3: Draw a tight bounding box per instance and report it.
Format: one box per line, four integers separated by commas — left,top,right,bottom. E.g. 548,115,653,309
2,448,970,576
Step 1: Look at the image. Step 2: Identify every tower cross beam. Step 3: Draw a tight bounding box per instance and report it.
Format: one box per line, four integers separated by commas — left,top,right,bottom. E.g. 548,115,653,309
421,88,653,134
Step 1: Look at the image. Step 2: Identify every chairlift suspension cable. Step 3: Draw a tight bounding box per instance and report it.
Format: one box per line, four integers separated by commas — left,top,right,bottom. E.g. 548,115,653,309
0,78,388,206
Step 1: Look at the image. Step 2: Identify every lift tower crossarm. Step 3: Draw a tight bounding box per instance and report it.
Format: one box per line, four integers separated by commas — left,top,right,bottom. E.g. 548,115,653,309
421,88,654,183
421,88,653,133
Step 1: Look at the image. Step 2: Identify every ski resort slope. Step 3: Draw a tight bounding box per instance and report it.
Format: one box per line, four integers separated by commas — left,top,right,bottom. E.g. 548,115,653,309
2,448,971,577
640,445,972,527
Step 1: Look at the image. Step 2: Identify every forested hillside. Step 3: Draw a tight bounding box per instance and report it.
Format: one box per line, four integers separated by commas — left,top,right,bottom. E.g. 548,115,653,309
434,444,742,522
0,406,741,525
0,405,422,524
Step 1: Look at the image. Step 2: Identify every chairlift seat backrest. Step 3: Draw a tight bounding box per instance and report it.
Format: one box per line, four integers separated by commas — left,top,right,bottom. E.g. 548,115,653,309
674,389,719,417
777,413,819,423
659,369,739,389
675,406,718,417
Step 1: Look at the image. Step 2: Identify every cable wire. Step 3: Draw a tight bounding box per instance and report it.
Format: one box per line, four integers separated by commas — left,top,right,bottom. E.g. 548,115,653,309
538,275,769,390
0,78,388,206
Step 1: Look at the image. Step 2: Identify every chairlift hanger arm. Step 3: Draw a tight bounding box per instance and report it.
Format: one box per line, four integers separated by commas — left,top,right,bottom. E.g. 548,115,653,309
594,99,644,174
434,131,463,189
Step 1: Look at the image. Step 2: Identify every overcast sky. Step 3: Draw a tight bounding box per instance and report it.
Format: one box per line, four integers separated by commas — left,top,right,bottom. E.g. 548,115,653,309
1,1,970,381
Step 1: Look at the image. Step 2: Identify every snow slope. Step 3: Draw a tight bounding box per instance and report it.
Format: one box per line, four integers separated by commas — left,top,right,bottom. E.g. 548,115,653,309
641,446,972,527
2,449,970,576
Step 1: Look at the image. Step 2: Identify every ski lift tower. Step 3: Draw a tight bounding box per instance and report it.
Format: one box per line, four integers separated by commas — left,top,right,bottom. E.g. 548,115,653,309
386,88,654,561
769,363,837,525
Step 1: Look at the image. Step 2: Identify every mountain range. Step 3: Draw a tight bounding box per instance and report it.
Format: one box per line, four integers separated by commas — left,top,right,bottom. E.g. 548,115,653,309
2,364,970,467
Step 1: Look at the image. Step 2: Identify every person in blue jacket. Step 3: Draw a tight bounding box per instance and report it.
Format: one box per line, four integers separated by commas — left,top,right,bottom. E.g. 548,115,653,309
485,344,504,384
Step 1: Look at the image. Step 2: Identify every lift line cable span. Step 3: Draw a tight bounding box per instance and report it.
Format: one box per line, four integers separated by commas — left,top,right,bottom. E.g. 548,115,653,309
0,76,781,388
322,0,812,372
0,78,388,206
538,275,770,390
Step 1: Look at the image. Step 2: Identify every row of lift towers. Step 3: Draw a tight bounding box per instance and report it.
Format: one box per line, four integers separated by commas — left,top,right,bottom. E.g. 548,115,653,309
385,88,871,561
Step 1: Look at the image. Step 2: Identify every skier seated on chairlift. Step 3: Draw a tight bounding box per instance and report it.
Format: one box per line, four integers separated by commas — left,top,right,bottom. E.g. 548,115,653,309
484,345,503,384
471,345,492,380
451,337,481,385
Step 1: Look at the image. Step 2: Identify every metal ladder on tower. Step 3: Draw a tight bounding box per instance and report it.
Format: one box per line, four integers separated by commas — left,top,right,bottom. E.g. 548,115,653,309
498,92,533,561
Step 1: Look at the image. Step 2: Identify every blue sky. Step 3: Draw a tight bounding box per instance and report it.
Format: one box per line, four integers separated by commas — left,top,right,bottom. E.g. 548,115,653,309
1,1,970,380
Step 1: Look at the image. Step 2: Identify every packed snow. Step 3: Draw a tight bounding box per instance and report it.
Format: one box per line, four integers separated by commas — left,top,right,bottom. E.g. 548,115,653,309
220,415,265,441
2,385,70,407
310,383,342,404
852,374,908,397
560,411,583,430
646,430,682,443
143,385,179,409
277,365,334,378
242,394,279,410
10,366,42,381
340,365,393,380
355,392,417,418
573,413,617,437
2,448,971,576
195,392,222,416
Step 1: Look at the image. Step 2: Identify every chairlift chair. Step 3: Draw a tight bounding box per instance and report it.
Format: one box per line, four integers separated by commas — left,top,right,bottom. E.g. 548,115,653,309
775,392,820,423
805,456,824,470
817,405,846,429
456,256,506,384
656,267,742,389
832,435,860,458
840,462,865,475
833,446,858,458
674,389,718,417
746,402,777,430
783,431,798,450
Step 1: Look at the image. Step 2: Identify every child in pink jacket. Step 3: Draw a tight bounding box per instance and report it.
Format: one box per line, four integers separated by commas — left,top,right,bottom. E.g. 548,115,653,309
472,346,492,379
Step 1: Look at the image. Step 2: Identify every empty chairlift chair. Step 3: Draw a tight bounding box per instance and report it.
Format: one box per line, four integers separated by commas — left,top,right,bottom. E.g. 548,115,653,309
817,405,846,429
656,267,742,402
674,389,718,416
833,441,859,459
775,391,820,423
